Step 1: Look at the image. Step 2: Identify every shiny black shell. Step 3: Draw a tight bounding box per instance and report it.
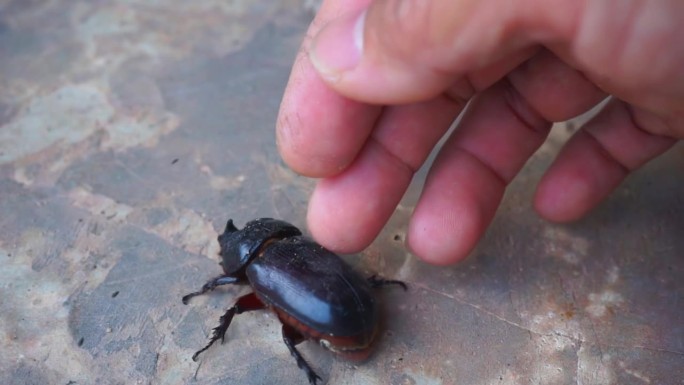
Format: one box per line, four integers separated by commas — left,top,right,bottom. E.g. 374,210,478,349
219,218,378,343
246,236,377,338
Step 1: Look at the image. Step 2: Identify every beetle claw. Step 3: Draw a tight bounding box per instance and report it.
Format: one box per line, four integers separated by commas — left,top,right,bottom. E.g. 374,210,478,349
305,369,322,384
308,372,322,385
181,292,198,305
367,274,408,291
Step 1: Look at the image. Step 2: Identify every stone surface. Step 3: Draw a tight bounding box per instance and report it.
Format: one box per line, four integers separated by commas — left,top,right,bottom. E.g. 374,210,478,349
0,1,682,385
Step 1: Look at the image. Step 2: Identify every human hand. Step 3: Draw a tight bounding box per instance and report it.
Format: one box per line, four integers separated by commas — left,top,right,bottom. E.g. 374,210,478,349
276,0,683,265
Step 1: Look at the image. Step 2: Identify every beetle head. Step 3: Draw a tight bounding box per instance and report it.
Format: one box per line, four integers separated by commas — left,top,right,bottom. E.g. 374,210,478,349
218,218,302,276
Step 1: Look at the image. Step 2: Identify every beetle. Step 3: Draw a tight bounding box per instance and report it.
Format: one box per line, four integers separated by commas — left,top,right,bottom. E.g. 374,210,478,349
182,218,406,384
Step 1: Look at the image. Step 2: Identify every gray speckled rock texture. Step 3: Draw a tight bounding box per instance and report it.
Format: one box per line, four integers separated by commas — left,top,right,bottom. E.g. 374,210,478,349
0,1,682,385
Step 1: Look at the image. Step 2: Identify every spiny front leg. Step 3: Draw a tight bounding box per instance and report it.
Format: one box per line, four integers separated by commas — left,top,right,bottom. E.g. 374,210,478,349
191,292,265,361
182,275,239,304
281,323,321,385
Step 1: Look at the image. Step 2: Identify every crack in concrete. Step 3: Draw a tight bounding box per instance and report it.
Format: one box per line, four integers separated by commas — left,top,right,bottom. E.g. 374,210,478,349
412,282,684,357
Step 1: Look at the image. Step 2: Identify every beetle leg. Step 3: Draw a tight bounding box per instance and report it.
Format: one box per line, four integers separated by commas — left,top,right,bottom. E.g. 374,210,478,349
191,292,265,361
281,323,321,385
367,274,408,291
182,275,240,304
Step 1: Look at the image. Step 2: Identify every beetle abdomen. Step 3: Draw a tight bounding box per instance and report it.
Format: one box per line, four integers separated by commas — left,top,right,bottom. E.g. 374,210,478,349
246,236,378,341
273,306,376,362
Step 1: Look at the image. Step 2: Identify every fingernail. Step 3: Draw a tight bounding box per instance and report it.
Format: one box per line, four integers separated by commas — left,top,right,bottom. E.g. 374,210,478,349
310,10,365,81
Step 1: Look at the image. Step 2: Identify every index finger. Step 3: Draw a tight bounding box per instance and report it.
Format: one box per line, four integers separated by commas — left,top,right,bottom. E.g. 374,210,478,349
276,0,381,177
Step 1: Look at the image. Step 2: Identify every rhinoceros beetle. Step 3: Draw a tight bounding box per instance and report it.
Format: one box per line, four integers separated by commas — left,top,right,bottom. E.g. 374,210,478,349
182,218,406,384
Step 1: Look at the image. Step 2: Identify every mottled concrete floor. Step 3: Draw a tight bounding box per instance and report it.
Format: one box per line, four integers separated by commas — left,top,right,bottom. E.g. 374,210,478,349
0,1,682,385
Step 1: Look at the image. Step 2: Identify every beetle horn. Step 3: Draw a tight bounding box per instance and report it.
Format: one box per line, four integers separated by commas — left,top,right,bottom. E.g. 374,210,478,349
224,219,238,233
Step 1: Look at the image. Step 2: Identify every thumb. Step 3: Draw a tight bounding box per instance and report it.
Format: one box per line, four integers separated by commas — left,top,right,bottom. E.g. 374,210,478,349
309,0,578,104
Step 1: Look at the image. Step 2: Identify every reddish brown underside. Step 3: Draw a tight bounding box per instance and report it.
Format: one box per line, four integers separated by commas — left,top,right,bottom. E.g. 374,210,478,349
270,305,377,362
